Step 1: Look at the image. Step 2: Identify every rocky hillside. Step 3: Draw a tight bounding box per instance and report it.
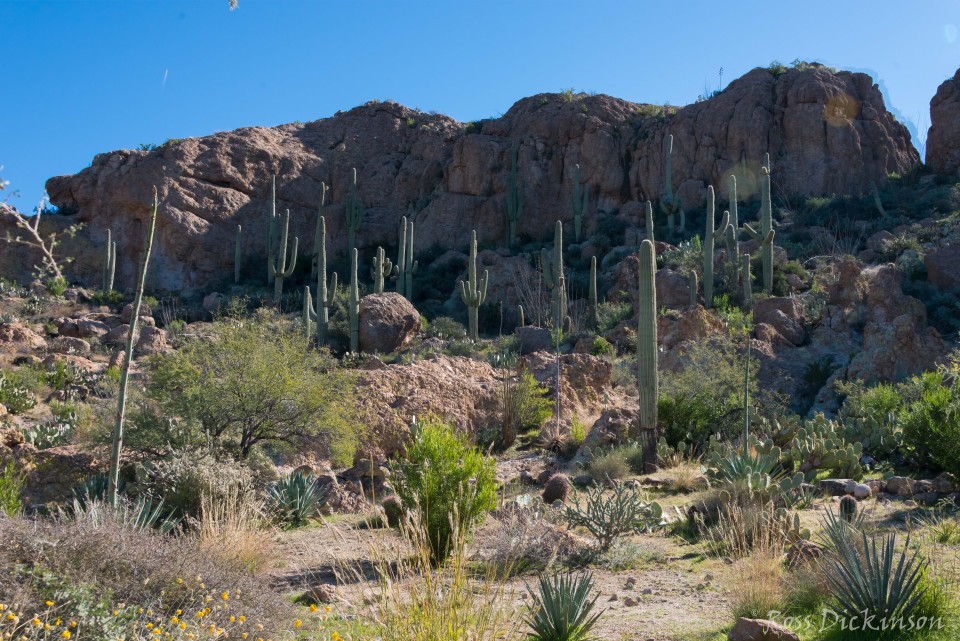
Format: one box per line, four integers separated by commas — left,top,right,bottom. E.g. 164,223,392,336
34,63,919,294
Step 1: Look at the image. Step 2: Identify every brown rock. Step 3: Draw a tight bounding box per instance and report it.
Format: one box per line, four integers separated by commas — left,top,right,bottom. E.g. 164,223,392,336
358,293,420,354
924,246,960,296
729,618,799,641
51,336,91,355
926,68,960,177
136,326,169,355
516,326,553,354
76,318,111,338
655,268,691,310
0,323,47,352
40,67,916,294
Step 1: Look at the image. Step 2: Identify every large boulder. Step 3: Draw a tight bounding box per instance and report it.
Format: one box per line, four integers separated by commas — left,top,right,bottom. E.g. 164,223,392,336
924,245,960,295
38,66,917,294
926,67,960,177
0,323,47,352
358,293,421,354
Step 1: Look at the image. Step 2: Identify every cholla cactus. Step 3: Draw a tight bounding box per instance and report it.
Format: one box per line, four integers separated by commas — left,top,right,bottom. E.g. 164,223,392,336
564,483,663,551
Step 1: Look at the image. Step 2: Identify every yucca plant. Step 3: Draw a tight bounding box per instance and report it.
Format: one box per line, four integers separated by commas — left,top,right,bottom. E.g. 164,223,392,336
266,471,328,527
564,483,663,552
525,572,603,641
818,512,929,629
71,494,180,534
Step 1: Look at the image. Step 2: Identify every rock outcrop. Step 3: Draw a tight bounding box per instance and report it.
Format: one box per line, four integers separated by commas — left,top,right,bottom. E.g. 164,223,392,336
926,67,960,177
358,292,421,354
36,65,918,294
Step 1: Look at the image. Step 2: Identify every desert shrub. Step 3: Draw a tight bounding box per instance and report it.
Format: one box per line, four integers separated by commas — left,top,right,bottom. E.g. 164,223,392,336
393,419,498,562
0,370,37,414
524,572,602,641
0,462,25,516
570,416,588,446
900,369,960,475
140,450,255,520
138,310,363,464
44,276,68,297
587,449,631,485
493,369,552,449
700,500,804,559
425,315,467,340
482,498,579,575
564,483,662,552
265,470,328,527
91,289,124,305
595,300,632,334
588,336,614,357
658,335,762,448
728,549,787,620
196,484,271,572
0,510,293,638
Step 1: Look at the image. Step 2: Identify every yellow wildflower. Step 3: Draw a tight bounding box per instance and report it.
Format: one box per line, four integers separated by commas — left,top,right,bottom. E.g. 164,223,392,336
309,604,317,612
293,619,302,628
221,592,229,602
45,601,54,607
61,632,71,639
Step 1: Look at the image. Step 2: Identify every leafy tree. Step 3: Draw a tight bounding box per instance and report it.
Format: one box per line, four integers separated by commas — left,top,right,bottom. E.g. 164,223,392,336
135,310,362,465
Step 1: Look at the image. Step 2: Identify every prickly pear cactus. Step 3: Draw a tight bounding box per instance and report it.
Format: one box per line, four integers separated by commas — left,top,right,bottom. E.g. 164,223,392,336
784,413,864,481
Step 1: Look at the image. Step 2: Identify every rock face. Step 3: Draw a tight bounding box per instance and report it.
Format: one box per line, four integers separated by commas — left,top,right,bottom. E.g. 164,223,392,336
37,65,918,294
358,293,421,354
926,68,960,177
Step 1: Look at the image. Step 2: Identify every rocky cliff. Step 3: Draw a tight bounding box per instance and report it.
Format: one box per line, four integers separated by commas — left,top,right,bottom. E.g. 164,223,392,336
926,68,960,178
41,64,918,294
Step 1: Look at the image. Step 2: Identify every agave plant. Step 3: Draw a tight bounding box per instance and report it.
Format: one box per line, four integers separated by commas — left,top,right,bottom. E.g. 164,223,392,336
71,493,180,534
818,510,928,626
564,483,663,552
266,471,328,527
703,438,804,503
525,572,603,641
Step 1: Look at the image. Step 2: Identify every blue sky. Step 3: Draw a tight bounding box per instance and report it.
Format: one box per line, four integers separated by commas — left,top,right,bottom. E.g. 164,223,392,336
2,0,958,210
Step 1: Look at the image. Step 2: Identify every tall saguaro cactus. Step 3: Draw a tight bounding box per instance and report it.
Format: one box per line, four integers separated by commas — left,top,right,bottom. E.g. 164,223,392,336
395,214,418,301
571,163,588,242
349,247,359,353
103,229,116,292
504,144,524,247
459,230,488,341
660,135,684,235
345,168,364,258
644,200,655,242
304,215,337,347
370,246,395,294
541,220,567,334
312,182,329,279
688,271,699,307
744,158,776,294
637,238,659,470
726,174,740,283
109,186,159,507
587,255,599,330
268,209,299,302
703,186,730,309
267,175,278,285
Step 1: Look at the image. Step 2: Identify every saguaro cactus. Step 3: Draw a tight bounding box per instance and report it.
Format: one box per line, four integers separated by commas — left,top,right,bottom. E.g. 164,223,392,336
345,168,364,257
744,160,776,294
571,163,588,242
234,225,242,285
726,174,740,283
541,220,567,334
349,247,359,353
504,144,524,247
109,186,159,507
742,253,752,305
268,209,299,302
637,238,659,470
660,135,685,235
703,186,730,309
644,200,655,242
688,270,698,307
103,229,116,292
587,255,599,330
370,246,395,294
267,175,279,285
311,182,329,278
395,214,418,301
459,230,488,341
517,304,525,328
304,215,337,347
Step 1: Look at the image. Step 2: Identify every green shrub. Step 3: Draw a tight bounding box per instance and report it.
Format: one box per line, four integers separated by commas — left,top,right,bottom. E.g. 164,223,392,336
0,370,37,414
900,370,960,475
425,315,467,340
138,310,363,464
493,370,552,450
570,417,588,446
141,450,255,519
595,301,632,334
0,462,24,516
524,572,602,641
589,336,614,357
44,276,68,297
393,419,498,562
91,289,124,306
587,449,631,485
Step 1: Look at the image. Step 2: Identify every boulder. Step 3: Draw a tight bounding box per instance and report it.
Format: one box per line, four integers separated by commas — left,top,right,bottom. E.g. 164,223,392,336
926,67,960,177
924,246,960,296
729,617,800,641
853,483,872,499
655,268,691,310
51,337,91,355
0,322,47,352
932,472,959,494
76,318,111,338
753,297,805,346
136,326,169,355
39,66,917,294
819,479,851,497
516,326,553,355
886,476,914,496
358,293,420,354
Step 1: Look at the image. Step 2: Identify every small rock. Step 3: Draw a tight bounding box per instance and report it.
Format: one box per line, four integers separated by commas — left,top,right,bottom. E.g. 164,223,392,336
913,492,940,506
729,617,800,641
306,584,336,604
886,476,915,496
818,479,851,497
623,596,638,607
853,483,872,500
608,593,618,602
932,472,959,494
641,587,653,595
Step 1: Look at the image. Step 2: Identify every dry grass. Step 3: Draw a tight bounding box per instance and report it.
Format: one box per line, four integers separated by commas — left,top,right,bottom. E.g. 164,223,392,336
666,462,703,493
195,483,274,573
727,548,786,620
699,501,797,559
